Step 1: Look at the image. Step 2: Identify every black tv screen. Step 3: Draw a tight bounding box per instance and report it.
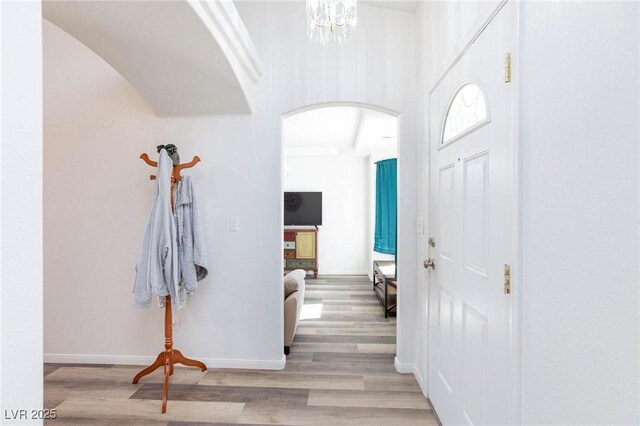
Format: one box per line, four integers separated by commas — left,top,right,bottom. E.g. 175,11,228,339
284,192,322,226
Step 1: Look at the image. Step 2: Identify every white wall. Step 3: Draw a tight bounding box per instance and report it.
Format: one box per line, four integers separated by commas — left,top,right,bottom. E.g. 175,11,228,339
519,2,639,424
44,2,418,369
1,1,43,422
44,20,279,367
416,0,640,423
284,156,369,275
417,1,502,91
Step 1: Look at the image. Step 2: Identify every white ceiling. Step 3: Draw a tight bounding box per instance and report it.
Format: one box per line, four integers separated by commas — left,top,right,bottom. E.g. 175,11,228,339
284,106,397,157
285,107,362,153
43,0,261,116
361,0,419,13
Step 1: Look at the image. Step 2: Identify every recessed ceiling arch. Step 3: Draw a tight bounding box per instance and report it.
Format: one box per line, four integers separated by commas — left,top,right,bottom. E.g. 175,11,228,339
282,102,399,157
43,0,262,116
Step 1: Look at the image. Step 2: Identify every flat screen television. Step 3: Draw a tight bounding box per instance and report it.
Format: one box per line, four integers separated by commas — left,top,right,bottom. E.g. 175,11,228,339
284,192,322,226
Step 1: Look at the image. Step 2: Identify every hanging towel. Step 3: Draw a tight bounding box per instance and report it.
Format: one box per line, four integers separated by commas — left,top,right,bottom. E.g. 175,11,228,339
174,175,208,294
133,150,180,308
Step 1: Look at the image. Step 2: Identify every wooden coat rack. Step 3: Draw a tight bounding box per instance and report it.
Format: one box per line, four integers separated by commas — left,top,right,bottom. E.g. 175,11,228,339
133,152,206,414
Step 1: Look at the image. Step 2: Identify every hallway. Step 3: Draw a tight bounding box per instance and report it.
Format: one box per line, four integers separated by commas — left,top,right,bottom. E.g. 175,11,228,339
44,276,436,425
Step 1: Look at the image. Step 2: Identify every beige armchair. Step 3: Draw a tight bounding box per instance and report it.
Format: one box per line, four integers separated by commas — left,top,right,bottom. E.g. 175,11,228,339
283,269,306,355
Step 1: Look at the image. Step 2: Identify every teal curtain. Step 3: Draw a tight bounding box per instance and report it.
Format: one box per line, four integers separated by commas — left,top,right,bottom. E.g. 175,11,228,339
374,158,397,254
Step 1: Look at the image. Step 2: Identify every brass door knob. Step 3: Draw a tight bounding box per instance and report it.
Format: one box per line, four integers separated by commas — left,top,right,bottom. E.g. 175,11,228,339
423,258,435,270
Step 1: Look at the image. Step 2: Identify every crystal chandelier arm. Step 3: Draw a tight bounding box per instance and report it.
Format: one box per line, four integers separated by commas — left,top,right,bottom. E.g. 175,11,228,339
307,0,357,46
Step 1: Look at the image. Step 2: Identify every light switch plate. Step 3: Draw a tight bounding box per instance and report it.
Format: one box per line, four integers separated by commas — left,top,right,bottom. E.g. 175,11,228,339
229,216,240,232
416,216,424,234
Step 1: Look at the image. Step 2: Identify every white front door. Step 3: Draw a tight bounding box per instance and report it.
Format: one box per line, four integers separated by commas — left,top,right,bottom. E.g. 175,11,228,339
427,3,516,425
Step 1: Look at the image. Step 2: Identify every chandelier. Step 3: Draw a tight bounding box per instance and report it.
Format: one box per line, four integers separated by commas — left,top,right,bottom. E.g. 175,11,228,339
306,0,357,46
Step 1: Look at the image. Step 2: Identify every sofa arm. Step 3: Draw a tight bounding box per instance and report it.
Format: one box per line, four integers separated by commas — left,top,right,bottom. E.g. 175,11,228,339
284,291,301,348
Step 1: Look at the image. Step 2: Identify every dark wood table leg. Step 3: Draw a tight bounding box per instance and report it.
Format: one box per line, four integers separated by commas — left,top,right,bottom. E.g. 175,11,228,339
384,275,388,318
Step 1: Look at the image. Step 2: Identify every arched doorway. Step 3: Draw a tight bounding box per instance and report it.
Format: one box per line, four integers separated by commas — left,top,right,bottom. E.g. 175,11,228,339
280,102,403,363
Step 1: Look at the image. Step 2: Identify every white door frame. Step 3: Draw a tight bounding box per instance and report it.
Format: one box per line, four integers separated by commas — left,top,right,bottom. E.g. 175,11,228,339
423,0,523,423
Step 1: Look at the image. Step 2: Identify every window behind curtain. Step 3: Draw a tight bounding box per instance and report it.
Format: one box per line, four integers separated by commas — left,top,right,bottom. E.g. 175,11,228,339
374,158,397,254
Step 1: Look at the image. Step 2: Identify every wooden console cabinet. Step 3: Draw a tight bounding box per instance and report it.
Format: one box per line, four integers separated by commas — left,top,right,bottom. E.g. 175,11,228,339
284,228,318,278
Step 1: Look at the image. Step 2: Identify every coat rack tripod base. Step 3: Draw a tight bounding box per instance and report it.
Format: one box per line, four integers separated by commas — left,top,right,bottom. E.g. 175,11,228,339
135,153,207,414
132,295,207,414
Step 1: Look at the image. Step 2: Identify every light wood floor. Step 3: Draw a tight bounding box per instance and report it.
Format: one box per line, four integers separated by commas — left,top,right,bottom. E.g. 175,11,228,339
44,275,437,425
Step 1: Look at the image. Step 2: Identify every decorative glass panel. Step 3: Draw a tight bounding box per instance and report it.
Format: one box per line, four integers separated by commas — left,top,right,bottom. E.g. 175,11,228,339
442,83,488,144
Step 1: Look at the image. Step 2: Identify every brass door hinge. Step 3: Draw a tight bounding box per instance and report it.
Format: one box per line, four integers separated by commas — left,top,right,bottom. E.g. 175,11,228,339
504,52,512,83
504,264,511,294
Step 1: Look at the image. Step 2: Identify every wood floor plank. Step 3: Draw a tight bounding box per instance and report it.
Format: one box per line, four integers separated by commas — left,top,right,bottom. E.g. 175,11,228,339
308,389,430,410
293,334,395,344
46,363,114,369
320,299,380,306
312,327,397,336
321,298,379,304
46,417,166,426
281,361,398,375
311,352,396,364
202,363,397,376
363,374,423,392
305,285,373,291
44,381,142,409
45,366,206,385
55,397,244,423
349,305,386,312
292,327,317,335
299,320,394,328
315,275,371,280
131,383,309,406
167,422,266,426
44,275,433,425
304,292,373,299
289,342,360,353
199,371,365,391
356,343,397,353
319,305,354,312
44,363,62,377
280,351,314,362
237,403,437,425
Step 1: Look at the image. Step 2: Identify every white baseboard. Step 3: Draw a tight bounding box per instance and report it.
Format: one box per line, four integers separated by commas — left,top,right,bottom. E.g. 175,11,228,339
44,353,286,370
414,367,427,396
394,356,414,373
394,357,428,398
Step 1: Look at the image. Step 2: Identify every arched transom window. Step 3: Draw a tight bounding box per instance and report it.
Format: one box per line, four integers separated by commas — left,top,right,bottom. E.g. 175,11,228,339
442,83,489,144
